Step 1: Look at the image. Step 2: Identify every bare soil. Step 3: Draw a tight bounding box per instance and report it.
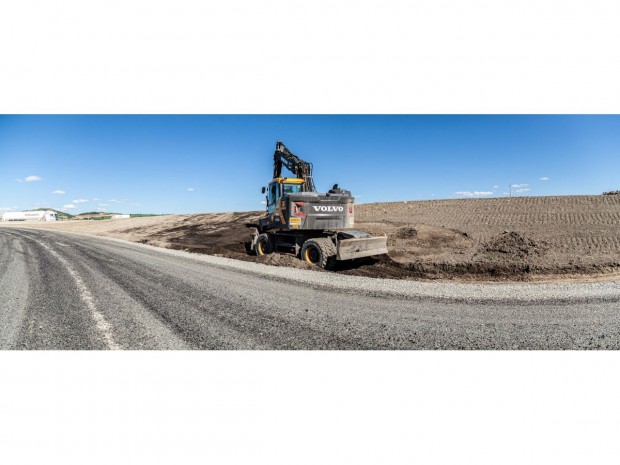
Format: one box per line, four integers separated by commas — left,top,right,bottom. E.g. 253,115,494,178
4,195,620,282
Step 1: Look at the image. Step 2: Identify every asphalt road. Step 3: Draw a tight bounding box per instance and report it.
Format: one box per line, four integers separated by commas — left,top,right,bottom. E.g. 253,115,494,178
1,227,620,350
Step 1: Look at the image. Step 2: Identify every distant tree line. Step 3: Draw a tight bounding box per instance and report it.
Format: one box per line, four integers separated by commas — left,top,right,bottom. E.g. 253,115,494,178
602,190,620,196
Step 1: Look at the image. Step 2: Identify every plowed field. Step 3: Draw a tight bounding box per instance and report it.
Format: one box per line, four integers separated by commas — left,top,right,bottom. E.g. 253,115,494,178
3,195,619,281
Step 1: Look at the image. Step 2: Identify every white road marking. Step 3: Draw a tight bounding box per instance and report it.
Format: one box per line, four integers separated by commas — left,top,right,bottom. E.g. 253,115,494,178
31,238,120,350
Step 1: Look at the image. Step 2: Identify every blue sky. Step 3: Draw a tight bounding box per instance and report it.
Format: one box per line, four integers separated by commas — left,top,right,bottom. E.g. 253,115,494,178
1,115,619,214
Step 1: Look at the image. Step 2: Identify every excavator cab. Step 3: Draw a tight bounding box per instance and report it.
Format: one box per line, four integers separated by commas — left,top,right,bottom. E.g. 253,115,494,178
265,177,304,214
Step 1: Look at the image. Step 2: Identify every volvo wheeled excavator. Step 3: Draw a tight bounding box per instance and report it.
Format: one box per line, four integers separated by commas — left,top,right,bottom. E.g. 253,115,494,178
251,141,388,269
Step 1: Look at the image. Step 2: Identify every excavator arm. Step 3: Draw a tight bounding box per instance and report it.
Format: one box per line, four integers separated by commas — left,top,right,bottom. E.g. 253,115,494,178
273,141,316,192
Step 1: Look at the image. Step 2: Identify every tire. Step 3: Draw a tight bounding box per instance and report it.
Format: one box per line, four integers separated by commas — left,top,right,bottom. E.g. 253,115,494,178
255,233,273,256
301,238,337,269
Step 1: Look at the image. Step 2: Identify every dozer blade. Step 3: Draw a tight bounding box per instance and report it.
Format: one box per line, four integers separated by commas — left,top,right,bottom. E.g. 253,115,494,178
336,236,388,261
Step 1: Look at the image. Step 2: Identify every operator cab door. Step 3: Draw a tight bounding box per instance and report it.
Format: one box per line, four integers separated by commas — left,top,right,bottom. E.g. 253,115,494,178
267,181,281,214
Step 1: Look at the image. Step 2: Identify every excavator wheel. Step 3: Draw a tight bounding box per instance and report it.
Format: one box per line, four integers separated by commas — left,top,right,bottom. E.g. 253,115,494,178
301,238,337,270
255,233,273,256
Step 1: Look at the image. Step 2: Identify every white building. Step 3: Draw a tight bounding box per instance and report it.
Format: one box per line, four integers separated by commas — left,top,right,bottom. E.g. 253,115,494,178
1,210,58,222
111,214,131,219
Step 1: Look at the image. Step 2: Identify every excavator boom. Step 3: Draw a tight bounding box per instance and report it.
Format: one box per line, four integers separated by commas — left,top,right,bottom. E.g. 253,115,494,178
273,141,316,192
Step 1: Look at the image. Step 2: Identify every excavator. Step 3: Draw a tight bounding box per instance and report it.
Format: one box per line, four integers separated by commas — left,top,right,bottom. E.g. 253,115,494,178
251,141,388,269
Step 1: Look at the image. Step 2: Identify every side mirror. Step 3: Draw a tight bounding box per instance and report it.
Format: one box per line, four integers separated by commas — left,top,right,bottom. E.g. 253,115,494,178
261,187,266,194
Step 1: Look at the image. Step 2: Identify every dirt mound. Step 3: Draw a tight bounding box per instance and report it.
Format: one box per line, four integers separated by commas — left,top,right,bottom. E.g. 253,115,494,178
480,231,548,258
394,226,418,239
130,211,261,256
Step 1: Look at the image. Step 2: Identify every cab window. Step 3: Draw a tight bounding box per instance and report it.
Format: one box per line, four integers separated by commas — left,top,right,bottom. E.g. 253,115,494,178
282,183,301,195
267,182,280,214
